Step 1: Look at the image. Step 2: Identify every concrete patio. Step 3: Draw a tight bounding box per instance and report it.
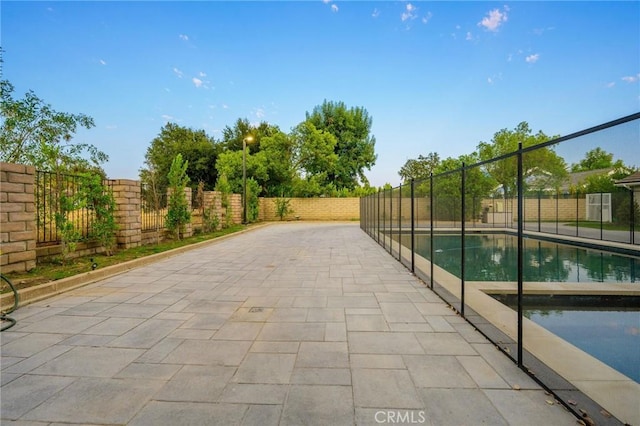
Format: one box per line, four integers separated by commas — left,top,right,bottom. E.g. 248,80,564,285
0,222,577,425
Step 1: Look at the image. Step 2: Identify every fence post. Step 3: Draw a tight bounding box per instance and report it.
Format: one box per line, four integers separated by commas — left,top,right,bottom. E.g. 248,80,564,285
411,179,415,273
517,143,524,368
113,179,141,249
461,164,466,317
631,190,636,245
389,188,393,255
430,173,434,290
398,184,402,262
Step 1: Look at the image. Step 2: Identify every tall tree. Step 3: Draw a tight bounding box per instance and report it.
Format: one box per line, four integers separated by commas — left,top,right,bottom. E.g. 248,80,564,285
571,147,625,172
398,152,440,183
165,154,191,239
477,122,567,195
141,122,219,197
0,80,105,171
302,100,376,190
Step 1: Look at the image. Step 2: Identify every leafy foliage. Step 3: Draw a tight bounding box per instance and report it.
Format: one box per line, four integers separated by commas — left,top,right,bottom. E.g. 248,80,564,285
303,100,376,190
141,123,219,198
246,178,260,223
571,148,625,172
55,190,83,263
81,174,118,255
215,173,233,228
477,122,566,195
274,198,293,221
399,153,440,183
0,80,105,171
165,154,191,239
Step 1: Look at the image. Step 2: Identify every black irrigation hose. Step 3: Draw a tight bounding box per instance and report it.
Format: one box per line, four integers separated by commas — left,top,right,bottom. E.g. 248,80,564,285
1,274,19,332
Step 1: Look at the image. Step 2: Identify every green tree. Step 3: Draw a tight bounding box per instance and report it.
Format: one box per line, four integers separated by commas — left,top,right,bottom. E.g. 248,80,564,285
82,173,118,255
246,178,260,223
141,122,219,197
571,147,625,172
274,198,293,220
477,122,567,196
399,152,440,183
0,80,105,171
165,154,191,239
215,173,233,228
302,100,377,190
253,130,295,197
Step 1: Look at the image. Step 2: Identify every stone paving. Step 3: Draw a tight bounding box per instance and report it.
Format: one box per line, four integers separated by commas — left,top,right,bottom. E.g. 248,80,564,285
0,222,578,425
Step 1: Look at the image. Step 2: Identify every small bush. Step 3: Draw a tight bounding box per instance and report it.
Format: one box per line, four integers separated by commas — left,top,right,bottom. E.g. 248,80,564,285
274,198,293,221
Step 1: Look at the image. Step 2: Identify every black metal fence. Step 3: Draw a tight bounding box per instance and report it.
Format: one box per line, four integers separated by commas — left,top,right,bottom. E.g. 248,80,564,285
141,183,167,232
360,113,640,425
35,171,114,245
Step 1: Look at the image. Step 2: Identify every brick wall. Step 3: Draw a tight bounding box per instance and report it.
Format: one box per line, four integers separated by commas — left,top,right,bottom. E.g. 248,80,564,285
0,162,37,272
112,179,141,249
260,197,360,221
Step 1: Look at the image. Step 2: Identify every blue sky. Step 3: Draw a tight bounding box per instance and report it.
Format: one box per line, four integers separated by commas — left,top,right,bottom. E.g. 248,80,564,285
3,1,639,186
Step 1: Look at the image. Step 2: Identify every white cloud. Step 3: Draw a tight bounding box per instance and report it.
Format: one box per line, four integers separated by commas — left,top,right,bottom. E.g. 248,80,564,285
173,67,183,78
487,73,503,85
222,104,229,109
465,32,473,41
525,53,540,63
479,7,508,32
322,0,331,3
621,73,640,83
179,34,189,41
99,59,107,65
192,77,203,88
199,71,207,77
255,108,265,119
422,12,432,24
401,3,417,22
606,82,616,88
161,114,174,121
105,124,117,130
331,4,338,12
372,8,380,18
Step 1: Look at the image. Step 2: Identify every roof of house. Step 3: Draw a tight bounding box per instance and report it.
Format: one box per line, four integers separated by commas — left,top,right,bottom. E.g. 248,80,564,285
614,171,640,187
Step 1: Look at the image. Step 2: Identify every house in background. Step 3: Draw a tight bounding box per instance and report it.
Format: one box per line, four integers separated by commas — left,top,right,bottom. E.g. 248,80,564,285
614,171,640,194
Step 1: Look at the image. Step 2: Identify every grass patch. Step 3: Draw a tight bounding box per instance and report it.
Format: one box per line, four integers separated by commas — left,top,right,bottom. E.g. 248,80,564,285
3,225,246,291
563,221,636,231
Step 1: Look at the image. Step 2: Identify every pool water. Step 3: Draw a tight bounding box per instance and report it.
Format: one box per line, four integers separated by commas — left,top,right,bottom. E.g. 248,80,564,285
404,234,639,283
492,295,640,383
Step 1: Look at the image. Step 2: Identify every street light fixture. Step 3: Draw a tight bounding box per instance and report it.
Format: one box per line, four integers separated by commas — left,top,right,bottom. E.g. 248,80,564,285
242,136,254,224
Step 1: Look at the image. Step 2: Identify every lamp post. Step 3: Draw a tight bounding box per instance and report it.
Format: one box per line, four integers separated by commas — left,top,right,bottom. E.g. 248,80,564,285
242,136,253,224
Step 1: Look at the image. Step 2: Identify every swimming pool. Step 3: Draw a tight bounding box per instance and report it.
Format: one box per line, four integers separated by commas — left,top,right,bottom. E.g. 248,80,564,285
491,294,640,383
404,233,639,283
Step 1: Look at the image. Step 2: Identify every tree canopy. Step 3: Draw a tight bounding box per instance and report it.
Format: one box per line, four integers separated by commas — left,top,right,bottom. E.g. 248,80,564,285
0,80,105,172
141,122,220,198
398,152,440,183
477,122,567,195
303,100,377,190
211,101,377,198
571,147,625,172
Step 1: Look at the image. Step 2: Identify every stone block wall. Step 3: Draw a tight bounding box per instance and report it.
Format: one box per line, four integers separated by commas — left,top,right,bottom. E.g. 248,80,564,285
260,197,360,221
0,162,37,272
112,179,141,249
230,194,242,224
